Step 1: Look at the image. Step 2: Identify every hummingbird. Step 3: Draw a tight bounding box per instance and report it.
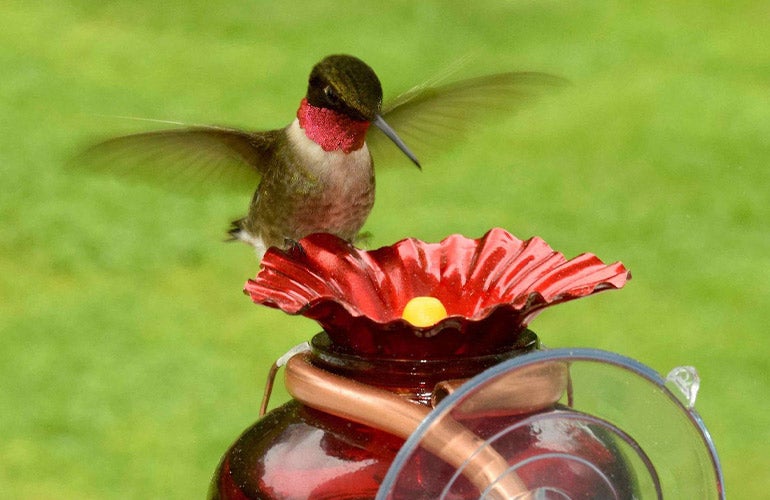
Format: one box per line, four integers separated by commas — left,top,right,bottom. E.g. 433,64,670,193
79,54,562,257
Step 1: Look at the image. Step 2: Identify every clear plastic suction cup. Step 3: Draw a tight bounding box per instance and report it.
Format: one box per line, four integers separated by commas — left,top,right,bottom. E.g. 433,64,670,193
376,348,724,499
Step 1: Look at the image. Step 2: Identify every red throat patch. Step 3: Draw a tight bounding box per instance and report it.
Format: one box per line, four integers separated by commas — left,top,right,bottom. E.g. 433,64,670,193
297,98,371,153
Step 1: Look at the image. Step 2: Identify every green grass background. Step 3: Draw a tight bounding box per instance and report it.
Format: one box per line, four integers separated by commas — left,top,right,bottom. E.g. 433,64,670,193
2,0,767,497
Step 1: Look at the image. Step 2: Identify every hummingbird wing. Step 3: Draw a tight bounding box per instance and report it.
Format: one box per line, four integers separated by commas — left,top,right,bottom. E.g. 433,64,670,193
74,125,282,195
368,72,566,166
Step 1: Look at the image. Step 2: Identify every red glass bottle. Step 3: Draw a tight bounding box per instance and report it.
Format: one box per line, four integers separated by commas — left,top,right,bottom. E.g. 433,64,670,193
209,331,535,499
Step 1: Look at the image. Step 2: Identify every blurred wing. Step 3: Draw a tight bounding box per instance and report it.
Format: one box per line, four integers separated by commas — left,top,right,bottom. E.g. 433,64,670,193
368,72,567,166
73,125,282,195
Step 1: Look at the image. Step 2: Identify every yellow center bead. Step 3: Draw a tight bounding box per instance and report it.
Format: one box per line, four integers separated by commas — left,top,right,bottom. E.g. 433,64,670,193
401,296,448,327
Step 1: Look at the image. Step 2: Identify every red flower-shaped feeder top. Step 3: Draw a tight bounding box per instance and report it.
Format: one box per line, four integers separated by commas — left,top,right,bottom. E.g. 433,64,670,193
245,228,630,358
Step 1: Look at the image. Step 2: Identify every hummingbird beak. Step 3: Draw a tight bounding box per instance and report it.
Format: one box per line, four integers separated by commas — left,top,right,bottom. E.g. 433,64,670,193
373,115,421,169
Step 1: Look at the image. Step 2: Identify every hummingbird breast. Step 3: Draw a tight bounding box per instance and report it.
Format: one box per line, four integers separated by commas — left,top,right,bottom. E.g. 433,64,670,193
244,119,375,252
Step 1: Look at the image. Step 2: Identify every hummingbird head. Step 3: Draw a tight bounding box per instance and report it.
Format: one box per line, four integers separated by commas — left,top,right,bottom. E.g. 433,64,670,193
306,55,383,121
302,55,420,167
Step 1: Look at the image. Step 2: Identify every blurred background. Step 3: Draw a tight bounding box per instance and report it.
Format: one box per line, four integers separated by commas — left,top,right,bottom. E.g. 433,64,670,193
1,0,767,497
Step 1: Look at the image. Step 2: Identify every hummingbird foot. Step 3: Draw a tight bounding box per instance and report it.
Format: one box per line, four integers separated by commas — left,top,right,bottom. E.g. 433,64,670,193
283,238,306,258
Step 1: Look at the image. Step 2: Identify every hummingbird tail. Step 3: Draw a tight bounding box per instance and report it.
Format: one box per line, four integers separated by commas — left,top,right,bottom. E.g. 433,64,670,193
226,218,246,242
227,219,268,259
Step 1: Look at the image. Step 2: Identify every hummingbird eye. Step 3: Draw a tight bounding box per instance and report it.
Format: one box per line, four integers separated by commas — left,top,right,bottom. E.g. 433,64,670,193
323,85,340,105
